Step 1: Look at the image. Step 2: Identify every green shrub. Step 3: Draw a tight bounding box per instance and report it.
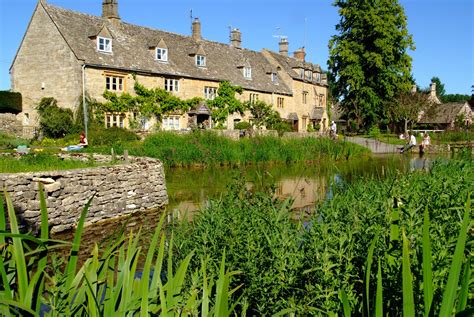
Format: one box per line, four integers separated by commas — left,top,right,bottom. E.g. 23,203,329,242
37,97,76,138
368,125,381,138
0,91,22,113
88,127,140,146
234,121,251,130
272,121,293,136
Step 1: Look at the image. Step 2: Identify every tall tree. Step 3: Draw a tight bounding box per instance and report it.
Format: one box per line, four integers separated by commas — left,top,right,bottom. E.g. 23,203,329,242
328,0,414,130
430,76,445,98
386,91,431,132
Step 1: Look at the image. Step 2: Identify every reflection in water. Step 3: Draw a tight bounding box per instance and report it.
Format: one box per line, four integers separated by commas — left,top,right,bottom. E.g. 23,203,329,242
166,154,439,221
53,154,443,247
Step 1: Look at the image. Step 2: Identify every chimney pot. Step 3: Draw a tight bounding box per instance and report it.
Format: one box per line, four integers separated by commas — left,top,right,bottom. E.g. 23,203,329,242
293,47,306,61
279,38,288,56
192,18,201,41
230,28,242,48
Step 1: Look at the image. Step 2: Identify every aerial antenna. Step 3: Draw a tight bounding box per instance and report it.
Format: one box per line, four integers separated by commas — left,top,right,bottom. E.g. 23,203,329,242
272,27,287,42
190,9,193,33
304,17,307,49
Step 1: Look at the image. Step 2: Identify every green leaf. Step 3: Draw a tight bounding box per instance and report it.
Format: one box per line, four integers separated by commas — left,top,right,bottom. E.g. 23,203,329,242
375,258,383,317
402,229,415,317
422,206,433,317
439,195,471,316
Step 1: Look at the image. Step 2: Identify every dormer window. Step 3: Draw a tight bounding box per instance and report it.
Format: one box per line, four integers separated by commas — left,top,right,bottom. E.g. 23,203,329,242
156,48,168,62
97,37,112,53
316,73,321,83
306,71,313,81
244,67,252,79
271,72,278,83
196,55,206,67
300,68,304,79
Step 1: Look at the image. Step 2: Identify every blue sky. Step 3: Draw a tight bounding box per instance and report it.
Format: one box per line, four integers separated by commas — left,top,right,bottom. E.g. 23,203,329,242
0,0,473,94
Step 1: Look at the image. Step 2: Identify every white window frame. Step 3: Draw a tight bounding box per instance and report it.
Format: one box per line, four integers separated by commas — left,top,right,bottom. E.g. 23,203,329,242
164,78,179,92
316,73,321,83
307,71,313,81
105,113,125,128
97,37,112,53
196,55,206,67
303,91,308,104
156,47,168,62
249,93,259,104
204,86,217,100
105,75,124,92
277,97,284,108
271,72,278,83
244,66,252,79
300,68,304,79
162,115,180,130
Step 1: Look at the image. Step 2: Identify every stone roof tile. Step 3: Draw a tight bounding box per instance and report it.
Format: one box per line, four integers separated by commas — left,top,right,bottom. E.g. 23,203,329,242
44,3,293,95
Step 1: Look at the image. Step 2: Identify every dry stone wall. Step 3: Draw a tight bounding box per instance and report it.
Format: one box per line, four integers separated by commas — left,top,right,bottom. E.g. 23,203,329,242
0,113,23,136
0,154,168,233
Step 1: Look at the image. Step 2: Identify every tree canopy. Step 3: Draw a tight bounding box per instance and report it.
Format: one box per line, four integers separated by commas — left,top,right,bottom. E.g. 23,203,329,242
328,0,414,129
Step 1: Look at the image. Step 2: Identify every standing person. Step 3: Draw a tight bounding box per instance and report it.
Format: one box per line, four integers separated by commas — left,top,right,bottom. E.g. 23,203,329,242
330,121,337,139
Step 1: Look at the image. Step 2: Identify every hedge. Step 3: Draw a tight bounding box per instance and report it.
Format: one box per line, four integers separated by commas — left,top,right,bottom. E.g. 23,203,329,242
0,91,22,113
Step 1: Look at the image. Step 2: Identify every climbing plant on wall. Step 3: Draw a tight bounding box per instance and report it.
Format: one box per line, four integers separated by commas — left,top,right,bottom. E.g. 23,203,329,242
207,81,244,127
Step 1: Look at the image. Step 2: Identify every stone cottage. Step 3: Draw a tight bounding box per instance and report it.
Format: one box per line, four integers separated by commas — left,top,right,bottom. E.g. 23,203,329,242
10,0,329,137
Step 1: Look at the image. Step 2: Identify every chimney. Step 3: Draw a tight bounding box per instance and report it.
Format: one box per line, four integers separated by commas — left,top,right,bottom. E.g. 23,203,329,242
192,18,201,41
230,28,241,48
293,47,306,61
279,38,288,56
102,0,120,21
430,82,437,98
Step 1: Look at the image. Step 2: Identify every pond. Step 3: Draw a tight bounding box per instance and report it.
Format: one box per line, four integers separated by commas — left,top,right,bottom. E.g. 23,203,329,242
52,154,440,247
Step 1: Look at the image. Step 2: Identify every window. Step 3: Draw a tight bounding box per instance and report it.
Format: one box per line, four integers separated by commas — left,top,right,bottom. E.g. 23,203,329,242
302,91,308,104
300,68,304,79
156,48,168,61
319,94,325,107
97,37,112,53
196,55,206,67
277,97,284,108
302,117,307,129
306,71,313,81
271,72,278,83
243,67,252,79
105,75,123,92
164,79,179,92
162,116,180,130
316,73,321,83
106,113,125,128
24,113,30,125
204,86,217,100
249,93,259,104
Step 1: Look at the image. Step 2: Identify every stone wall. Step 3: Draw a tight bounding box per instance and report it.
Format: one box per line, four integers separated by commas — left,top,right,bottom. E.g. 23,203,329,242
0,113,22,136
0,154,168,233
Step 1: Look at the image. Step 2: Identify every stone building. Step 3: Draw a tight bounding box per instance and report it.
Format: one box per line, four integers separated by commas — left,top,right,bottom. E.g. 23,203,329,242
10,0,328,136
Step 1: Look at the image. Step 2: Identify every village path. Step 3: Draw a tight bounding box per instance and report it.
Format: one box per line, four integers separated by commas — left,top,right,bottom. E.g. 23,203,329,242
344,136,400,154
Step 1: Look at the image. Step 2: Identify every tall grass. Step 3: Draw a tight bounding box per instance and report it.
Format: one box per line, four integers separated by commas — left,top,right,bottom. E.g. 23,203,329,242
124,131,368,167
172,157,473,315
0,153,101,173
0,186,239,316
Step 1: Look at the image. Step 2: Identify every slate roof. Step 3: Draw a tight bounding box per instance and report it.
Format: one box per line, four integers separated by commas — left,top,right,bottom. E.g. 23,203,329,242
310,107,324,120
418,102,470,124
43,3,294,95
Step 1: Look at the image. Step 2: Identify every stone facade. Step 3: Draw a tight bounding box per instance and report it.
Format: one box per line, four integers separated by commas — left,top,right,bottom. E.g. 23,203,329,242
0,113,23,136
11,1,328,134
11,2,83,137
0,154,168,233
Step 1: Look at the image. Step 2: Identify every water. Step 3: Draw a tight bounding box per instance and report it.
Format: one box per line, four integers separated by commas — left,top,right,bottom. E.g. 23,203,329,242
53,154,440,246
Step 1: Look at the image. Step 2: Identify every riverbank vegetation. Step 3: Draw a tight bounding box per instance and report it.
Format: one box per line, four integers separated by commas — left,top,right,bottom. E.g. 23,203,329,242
172,157,473,315
0,157,471,315
91,131,369,167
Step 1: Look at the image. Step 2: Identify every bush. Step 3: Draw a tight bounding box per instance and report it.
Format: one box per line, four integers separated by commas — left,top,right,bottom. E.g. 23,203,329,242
37,97,76,138
272,121,293,136
368,125,381,138
0,91,22,113
88,127,140,146
234,121,251,130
